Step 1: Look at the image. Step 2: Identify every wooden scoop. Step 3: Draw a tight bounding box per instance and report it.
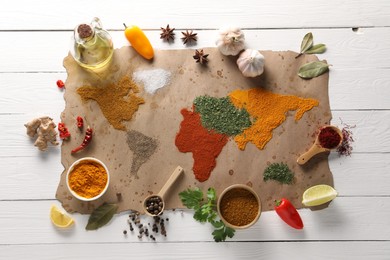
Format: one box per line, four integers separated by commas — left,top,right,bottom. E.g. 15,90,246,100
297,126,343,165
143,166,184,216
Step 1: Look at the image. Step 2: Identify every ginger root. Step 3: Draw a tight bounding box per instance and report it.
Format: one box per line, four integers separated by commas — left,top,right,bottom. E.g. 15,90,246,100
24,116,59,151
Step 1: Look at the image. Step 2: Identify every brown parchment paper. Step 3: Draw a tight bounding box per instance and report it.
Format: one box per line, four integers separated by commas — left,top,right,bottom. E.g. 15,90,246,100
56,47,333,214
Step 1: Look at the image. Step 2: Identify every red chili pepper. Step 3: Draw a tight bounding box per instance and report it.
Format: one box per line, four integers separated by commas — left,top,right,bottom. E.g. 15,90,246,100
76,116,84,129
56,80,65,89
275,198,304,229
58,122,70,140
71,127,93,154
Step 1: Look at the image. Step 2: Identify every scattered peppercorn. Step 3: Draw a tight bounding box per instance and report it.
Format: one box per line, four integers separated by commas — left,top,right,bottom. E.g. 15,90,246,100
56,80,65,89
124,211,169,241
123,230,127,235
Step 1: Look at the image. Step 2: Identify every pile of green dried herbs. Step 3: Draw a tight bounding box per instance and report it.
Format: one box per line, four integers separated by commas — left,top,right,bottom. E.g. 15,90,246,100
263,162,294,184
179,187,235,242
193,96,252,136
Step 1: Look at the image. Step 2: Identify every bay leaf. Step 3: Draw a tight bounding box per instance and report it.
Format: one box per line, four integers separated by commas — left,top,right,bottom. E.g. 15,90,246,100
86,203,118,230
298,61,329,79
305,44,327,54
300,32,314,54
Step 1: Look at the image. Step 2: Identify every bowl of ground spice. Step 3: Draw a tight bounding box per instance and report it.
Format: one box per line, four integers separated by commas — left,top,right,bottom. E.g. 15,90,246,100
217,184,261,229
66,157,110,201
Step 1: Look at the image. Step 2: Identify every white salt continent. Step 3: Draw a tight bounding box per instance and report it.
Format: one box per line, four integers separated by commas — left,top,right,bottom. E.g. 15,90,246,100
133,69,171,94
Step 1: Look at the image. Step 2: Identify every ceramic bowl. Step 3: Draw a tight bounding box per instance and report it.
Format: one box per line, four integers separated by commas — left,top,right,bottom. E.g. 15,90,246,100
66,157,110,202
217,184,261,229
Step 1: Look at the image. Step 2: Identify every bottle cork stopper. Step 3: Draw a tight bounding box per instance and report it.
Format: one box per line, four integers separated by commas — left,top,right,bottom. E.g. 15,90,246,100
77,24,93,39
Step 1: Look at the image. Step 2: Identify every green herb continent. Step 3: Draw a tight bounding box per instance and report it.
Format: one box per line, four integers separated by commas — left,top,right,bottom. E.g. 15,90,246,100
193,96,252,136
263,162,294,184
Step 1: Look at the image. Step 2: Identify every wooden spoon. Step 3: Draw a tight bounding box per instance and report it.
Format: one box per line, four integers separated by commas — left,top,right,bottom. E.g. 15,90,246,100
143,166,184,216
297,126,343,165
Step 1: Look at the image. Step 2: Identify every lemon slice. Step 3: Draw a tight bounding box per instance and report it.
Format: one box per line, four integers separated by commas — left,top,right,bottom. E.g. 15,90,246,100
302,184,338,207
50,205,74,228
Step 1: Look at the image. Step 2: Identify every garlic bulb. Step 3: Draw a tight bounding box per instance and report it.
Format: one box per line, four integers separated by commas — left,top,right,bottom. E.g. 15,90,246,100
237,49,265,77
216,27,245,56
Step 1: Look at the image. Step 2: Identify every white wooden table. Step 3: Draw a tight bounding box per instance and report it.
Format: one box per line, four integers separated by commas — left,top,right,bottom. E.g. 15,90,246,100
1,1,389,259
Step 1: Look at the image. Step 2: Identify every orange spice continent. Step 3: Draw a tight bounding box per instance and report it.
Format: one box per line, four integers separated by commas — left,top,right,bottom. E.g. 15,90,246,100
229,88,319,150
77,76,145,131
68,161,108,198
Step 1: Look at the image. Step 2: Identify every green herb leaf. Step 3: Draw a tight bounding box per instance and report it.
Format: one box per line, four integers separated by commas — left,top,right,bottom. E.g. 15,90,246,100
179,188,203,210
179,187,236,242
305,44,327,54
207,188,216,202
211,220,236,242
300,32,314,54
263,162,294,184
85,203,118,230
298,61,329,79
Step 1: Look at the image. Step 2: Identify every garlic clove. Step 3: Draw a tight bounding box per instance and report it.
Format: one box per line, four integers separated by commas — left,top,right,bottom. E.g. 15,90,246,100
237,49,265,77
216,27,245,56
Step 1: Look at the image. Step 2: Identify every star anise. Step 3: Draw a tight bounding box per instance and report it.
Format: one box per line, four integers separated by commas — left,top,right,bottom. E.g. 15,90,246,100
181,30,197,44
193,49,209,65
160,24,175,42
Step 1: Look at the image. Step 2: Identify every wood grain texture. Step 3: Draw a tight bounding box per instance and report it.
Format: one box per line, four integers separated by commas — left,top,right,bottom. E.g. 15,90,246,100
0,28,390,72
0,199,389,244
1,0,389,30
0,0,389,258
1,242,389,260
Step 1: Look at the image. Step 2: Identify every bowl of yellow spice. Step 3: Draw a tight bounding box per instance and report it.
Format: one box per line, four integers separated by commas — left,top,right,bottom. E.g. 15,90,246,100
217,184,261,229
66,157,110,201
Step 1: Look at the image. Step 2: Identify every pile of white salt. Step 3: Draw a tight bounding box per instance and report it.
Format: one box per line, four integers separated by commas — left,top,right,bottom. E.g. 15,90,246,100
133,68,171,94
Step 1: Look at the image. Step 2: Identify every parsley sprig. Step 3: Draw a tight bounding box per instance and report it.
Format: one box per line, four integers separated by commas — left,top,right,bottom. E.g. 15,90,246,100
179,187,235,242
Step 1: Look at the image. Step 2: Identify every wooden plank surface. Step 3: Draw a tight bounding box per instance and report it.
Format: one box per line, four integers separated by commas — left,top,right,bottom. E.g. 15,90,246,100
0,199,389,244
0,0,389,259
1,242,389,260
1,0,389,30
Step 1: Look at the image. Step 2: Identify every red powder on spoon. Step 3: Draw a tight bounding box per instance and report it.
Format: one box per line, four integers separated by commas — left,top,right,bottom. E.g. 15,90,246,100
318,127,342,149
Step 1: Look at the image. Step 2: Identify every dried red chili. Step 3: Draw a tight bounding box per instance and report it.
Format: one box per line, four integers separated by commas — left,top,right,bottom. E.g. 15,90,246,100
71,127,93,154
76,116,84,129
56,80,65,89
58,122,70,140
318,127,341,149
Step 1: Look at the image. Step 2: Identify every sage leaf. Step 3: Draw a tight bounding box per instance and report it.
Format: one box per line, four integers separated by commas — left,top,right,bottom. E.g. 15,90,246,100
300,32,314,54
298,61,329,79
305,44,327,54
86,203,118,230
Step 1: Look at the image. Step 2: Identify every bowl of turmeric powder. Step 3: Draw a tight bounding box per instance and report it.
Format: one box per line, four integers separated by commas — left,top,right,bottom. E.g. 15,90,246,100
66,157,110,201
217,184,261,229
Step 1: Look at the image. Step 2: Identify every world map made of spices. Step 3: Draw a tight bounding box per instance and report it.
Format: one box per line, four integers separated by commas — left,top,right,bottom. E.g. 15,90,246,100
77,76,318,182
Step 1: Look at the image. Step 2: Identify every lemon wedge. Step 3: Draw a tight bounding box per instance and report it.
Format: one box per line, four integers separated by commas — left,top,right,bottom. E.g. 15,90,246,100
50,205,74,228
302,184,338,207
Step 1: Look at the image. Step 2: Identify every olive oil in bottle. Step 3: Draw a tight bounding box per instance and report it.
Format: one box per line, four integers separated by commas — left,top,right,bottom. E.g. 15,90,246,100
70,17,114,70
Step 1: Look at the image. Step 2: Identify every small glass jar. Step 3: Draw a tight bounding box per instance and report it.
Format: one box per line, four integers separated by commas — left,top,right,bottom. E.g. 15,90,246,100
70,17,114,70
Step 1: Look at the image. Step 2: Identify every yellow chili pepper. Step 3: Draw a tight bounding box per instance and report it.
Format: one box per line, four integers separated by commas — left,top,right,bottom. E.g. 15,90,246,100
123,23,154,60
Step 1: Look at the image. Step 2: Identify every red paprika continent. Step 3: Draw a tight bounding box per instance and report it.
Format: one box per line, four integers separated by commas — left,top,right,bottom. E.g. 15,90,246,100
175,108,228,182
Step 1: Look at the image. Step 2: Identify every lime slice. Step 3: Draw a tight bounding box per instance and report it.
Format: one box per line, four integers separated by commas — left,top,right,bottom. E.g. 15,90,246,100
302,184,338,207
50,205,74,228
